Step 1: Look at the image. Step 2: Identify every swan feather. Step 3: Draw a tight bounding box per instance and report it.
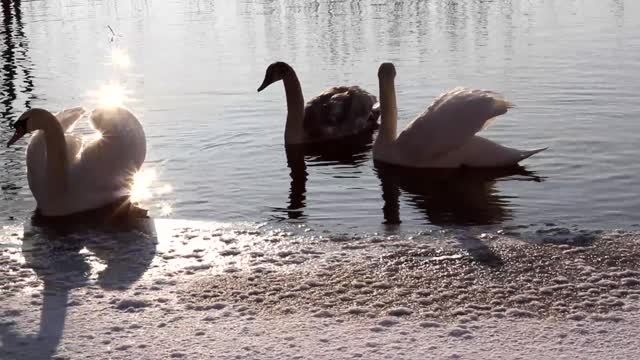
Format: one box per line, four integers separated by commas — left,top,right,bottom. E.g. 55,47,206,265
55,106,86,132
428,136,546,168
68,107,146,207
397,87,511,159
303,86,379,139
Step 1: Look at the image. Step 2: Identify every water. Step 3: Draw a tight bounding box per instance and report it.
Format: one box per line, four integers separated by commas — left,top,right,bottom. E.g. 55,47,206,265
1,0,640,232
1,4,640,357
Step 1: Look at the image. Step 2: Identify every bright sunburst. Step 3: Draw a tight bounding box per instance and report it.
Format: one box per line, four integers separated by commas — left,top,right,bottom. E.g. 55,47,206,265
81,131,103,145
89,82,131,108
129,167,176,216
159,203,173,216
130,168,157,203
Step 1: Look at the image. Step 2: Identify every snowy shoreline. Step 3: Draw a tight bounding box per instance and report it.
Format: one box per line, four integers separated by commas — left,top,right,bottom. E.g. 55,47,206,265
2,219,640,359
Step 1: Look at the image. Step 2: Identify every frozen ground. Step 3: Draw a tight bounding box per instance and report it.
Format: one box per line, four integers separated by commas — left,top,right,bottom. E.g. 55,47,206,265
2,219,640,359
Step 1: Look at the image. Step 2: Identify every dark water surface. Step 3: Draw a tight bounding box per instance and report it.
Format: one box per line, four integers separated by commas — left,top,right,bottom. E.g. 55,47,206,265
1,0,639,232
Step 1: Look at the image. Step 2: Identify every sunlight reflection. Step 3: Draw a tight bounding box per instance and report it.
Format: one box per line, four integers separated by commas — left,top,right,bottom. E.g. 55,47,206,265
130,168,157,203
157,184,173,195
110,48,131,68
89,82,131,108
159,203,173,217
129,168,176,215
82,131,103,144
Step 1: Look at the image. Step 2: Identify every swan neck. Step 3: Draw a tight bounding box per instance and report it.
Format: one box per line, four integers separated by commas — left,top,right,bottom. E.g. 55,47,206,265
282,71,305,144
377,77,398,145
33,113,69,197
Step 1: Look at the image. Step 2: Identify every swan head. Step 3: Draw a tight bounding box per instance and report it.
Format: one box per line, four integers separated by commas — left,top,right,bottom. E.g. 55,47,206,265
6,108,52,147
257,61,293,92
378,62,397,80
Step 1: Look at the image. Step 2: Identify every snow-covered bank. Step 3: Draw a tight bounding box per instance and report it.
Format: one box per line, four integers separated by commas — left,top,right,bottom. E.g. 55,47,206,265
2,219,640,359
3,298,640,360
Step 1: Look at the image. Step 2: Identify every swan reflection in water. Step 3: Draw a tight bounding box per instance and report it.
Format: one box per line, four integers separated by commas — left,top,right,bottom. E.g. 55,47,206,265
271,131,375,221
0,211,156,359
375,162,545,226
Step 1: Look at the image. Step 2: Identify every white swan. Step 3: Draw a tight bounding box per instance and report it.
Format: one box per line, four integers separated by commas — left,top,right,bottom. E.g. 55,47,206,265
6,106,146,217
257,61,380,145
374,63,546,168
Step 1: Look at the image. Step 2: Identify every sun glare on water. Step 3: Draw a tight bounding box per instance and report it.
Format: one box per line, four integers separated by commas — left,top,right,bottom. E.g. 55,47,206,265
159,203,173,216
89,82,131,108
130,169,157,203
129,169,176,216
157,184,173,195
111,48,131,68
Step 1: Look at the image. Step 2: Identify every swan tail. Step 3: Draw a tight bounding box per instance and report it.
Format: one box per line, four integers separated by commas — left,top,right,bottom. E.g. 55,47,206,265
453,137,546,168
520,147,547,160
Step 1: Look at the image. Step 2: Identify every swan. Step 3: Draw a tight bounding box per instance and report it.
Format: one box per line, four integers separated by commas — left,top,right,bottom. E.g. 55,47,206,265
373,63,546,168
6,106,146,217
257,61,380,145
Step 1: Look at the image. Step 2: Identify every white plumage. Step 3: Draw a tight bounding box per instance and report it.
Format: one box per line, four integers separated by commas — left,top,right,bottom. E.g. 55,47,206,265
23,106,146,216
374,63,546,168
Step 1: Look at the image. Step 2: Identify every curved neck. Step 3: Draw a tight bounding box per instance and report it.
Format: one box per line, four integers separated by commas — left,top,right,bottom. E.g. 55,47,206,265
282,71,305,144
376,76,398,146
32,113,69,197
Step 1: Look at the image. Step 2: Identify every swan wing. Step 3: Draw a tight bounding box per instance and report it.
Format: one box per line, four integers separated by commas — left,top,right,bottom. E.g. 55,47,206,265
396,87,512,161
54,106,86,133
303,86,378,138
428,136,546,168
68,107,146,209
65,134,83,160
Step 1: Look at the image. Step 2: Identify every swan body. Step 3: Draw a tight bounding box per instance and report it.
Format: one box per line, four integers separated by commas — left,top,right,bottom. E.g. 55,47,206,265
258,62,379,144
9,106,146,217
374,63,546,168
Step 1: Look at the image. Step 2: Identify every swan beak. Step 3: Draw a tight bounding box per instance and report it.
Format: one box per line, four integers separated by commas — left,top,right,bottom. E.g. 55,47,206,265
257,77,273,92
6,129,25,147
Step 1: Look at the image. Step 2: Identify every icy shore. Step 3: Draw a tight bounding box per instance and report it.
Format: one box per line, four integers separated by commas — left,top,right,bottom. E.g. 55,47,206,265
2,219,640,359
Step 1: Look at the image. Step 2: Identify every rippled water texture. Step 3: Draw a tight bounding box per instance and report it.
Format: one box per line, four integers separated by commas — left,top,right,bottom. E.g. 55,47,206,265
1,0,639,232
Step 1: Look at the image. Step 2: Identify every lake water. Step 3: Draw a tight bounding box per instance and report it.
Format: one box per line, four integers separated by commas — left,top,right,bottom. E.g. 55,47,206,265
1,0,639,233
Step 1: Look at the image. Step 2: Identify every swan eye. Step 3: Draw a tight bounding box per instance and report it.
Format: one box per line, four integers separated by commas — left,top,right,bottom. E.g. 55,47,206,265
12,117,28,131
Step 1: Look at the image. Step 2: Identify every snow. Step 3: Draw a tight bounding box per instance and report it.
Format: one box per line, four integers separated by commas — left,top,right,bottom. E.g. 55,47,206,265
2,298,640,359
2,219,640,359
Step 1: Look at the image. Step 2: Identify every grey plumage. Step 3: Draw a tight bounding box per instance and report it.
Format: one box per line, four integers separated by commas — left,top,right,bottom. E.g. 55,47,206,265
303,86,379,139
258,61,380,144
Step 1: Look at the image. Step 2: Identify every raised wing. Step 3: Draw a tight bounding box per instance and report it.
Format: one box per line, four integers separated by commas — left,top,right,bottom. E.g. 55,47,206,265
396,87,513,161
54,106,86,133
70,107,146,201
